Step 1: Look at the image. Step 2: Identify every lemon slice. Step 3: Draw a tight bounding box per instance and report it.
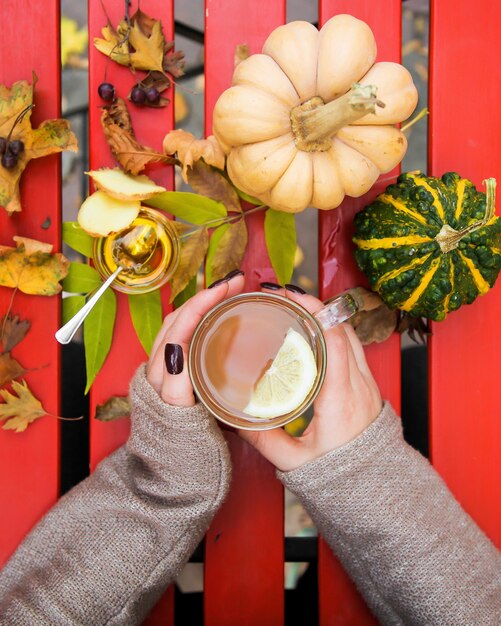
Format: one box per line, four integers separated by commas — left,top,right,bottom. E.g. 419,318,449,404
244,329,317,419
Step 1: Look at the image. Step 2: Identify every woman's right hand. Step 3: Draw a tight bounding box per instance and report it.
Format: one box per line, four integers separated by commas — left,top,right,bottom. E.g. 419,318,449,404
239,288,383,472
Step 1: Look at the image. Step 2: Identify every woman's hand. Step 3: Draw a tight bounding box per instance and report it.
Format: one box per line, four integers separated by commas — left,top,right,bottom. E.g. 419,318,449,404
239,287,382,472
146,271,245,407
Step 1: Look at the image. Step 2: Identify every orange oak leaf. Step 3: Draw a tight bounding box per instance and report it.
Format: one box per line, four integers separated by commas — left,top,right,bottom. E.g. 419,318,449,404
163,129,225,183
0,237,69,295
101,98,175,175
0,74,78,215
0,353,26,387
0,379,46,433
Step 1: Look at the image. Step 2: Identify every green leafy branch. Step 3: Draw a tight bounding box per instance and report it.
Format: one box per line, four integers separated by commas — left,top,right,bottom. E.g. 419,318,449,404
63,160,298,393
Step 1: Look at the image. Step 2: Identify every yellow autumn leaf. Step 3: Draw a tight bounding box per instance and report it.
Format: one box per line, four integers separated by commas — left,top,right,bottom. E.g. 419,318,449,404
163,130,226,183
0,379,46,432
0,74,78,215
61,16,88,66
0,237,69,295
94,16,165,73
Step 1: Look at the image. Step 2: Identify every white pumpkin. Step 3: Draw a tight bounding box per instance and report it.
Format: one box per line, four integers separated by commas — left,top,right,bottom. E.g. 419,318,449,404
213,14,418,213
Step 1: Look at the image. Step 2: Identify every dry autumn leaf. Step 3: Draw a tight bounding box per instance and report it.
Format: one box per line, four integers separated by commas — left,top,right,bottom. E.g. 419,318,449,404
349,305,399,345
170,226,209,302
207,219,248,283
187,160,241,213
0,314,30,352
131,10,185,77
0,379,46,432
0,74,78,215
0,353,26,387
94,13,165,72
101,98,175,175
0,237,69,295
235,44,250,67
95,395,131,422
397,313,430,344
163,130,225,183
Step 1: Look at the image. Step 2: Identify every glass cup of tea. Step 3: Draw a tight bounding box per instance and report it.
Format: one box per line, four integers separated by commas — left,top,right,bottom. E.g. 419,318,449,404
93,206,180,294
188,291,358,430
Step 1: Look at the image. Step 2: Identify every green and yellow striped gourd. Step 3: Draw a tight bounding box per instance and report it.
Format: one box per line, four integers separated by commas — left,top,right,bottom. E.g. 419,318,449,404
353,172,501,321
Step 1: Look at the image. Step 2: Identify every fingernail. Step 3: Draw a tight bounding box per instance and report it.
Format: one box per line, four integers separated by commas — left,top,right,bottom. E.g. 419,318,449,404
165,343,184,375
260,282,282,290
285,283,306,294
208,269,244,289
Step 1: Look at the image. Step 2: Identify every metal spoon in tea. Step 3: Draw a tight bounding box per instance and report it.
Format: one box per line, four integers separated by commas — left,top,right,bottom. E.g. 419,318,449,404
55,224,158,345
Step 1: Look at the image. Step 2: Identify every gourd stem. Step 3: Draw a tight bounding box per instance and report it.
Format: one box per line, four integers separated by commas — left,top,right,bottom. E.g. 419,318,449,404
435,178,497,253
290,84,385,152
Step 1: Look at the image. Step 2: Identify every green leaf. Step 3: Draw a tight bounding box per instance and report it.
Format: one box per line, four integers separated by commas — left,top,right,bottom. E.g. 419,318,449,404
144,191,227,225
128,289,163,356
63,262,102,294
62,222,95,258
234,187,263,206
173,275,197,308
170,227,209,302
205,220,247,285
83,287,116,394
264,209,297,285
62,295,85,325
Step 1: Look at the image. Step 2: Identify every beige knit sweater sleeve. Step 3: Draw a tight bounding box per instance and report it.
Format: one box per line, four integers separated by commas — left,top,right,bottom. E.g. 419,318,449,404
0,364,231,626
279,402,501,626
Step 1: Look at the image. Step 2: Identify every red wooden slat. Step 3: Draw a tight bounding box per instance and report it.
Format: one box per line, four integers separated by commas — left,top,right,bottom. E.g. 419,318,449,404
88,0,175,468
318,1,402,623
0,0,61,567
88,1,175,623
204,1,286,624
429,0,501,547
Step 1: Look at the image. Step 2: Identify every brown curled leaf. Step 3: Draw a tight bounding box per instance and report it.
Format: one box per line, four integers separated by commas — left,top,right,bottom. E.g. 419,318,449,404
101,98,176,175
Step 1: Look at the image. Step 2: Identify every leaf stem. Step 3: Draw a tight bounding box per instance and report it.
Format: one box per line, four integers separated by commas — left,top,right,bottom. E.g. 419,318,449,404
179,204,267,241
6,105,35,144
1,288,18,346
401,107,429,133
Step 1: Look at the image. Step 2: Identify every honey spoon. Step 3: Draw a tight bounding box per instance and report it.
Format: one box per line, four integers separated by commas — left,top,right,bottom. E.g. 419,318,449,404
55,225,158,345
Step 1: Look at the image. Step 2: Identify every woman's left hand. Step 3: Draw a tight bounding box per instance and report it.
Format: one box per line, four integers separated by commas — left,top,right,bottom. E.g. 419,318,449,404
146,272,245,407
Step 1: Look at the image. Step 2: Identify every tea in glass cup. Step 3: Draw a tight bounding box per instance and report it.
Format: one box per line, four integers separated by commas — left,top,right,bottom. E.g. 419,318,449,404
93,206,180,294
189,292,358,430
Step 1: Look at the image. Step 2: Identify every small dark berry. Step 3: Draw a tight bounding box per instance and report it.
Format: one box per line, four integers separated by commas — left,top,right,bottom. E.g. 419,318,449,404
0,137,7,154
8,140,24,156
2,151,18,169
130,86,146,105
98,82,115,102
145,87,160,104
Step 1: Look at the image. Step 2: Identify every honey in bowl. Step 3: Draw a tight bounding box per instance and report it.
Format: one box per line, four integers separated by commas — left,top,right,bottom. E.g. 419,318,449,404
93,207,180,294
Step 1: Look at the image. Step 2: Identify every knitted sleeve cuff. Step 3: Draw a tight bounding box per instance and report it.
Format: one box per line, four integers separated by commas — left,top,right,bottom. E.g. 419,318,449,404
127,364,230,474
129,363,214,433
277,402,402,490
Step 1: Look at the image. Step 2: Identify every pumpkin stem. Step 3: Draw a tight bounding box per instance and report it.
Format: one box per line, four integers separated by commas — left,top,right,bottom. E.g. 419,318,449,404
290,83,385,152
435,178,497,253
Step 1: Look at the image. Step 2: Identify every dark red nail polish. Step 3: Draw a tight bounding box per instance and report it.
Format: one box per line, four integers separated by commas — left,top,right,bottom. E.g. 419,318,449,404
285,283,306,294
260,282,282,290
165,343,184,375
208,269,245,288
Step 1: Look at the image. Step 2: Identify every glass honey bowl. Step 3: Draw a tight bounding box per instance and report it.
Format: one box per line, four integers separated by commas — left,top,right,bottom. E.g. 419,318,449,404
93,206,180,294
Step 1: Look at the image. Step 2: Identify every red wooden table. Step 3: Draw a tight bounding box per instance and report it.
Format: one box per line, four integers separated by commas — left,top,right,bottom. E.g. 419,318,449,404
1,0,500,624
